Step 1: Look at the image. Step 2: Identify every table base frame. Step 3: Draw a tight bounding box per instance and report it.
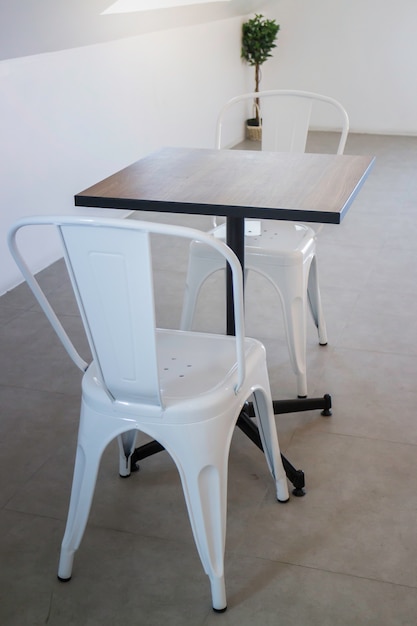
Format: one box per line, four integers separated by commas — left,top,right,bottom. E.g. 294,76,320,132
128,394,332,497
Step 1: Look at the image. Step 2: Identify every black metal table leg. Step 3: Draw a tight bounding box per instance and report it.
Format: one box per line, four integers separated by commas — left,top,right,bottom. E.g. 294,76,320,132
129,394,331,495
240,393,332,496
236,408,306,496
226,215,245,335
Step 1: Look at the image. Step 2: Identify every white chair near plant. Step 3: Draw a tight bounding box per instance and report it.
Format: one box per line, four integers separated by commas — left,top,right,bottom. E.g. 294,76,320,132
8,215,289,613
180,89,349,398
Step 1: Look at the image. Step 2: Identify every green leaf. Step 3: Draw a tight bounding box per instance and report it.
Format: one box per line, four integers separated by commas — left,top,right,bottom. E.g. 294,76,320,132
241,14,280,67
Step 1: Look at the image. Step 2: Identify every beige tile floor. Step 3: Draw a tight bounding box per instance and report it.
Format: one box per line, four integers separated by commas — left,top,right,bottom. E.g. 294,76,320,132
1,133,417,625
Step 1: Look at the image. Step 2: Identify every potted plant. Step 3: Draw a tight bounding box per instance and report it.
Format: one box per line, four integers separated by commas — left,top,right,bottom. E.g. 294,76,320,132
241,14,280,140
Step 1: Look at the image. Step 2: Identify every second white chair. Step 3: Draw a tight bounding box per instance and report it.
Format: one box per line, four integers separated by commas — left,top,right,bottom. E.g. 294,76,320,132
180,90,349,398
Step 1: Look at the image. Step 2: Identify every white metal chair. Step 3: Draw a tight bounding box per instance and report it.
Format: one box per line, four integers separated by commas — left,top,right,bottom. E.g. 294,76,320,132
180,90,349,398
8,215,289,613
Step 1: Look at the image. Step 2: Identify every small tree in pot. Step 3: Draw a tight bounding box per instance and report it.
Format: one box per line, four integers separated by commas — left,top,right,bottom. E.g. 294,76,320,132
241,14,280,133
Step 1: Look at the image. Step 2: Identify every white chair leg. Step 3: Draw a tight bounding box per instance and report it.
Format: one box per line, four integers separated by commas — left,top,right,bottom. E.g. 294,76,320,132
58,441,102,580
180,245,224,330
251,387,289,503
286,298,308,398
161,418,234,612
307,256,328,346
180,459,227,611
263,265,308,398
118,430,138,477
58,402,120,581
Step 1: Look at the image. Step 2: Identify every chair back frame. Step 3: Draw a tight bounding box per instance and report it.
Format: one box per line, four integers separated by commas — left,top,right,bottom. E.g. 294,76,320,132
8,216,247,405
215,89,349,155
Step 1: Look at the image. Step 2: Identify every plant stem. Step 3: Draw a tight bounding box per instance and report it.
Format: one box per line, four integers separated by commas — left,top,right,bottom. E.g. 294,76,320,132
255,64,261,124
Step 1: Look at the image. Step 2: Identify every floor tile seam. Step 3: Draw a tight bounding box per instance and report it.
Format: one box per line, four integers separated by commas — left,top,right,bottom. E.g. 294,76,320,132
380,246,417,255
0,505,197,550
333,342,417,358
2,443,76,512
327,291,362,337
322,241,386,251
278,427,299,457
15,306,84,321
2,504,65,525
290,427,417,450
0,307,32,326
381,238,417,249
234,555,417,591
0,299,32,311
80,520,198,548
2,281,64,302
388,206,417,213
317,241,384,252
345,285,417,299
326,343,417,358
0,382,81,399
27,305,83,318
347,205,415,215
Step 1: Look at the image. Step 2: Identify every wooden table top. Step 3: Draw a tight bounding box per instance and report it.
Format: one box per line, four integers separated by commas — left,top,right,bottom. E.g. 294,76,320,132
75,147,375,224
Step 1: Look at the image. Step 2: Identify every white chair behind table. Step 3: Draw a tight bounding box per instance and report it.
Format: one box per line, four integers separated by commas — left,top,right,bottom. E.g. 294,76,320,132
8,215,289,613
180,89,349,398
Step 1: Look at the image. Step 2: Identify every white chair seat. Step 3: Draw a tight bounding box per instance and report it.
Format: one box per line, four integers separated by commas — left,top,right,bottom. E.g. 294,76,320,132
89,328,262,418
196,221,316,264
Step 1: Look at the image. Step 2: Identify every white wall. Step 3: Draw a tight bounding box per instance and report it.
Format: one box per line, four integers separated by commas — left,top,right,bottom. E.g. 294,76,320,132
0,16,248,294
260,0,417,135
2,0,417,294
0,0,266,60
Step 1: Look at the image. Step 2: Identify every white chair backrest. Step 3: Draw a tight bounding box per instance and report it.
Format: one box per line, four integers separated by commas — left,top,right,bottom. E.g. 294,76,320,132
60,221,161,406
216,89,349,155
8,217,247,405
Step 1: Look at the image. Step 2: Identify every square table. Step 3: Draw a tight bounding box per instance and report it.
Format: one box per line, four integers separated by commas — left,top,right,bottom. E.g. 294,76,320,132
75,146,375,494
76,146,373,223
76,146,374,332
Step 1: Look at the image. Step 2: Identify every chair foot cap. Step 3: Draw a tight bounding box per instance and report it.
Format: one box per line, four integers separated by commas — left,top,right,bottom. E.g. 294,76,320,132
57,575,72,583
213,606,227,613
319,342,328,346
278,497,290,503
